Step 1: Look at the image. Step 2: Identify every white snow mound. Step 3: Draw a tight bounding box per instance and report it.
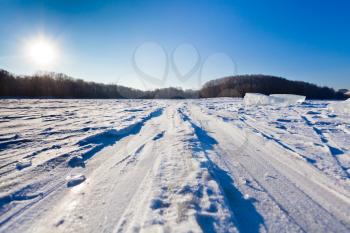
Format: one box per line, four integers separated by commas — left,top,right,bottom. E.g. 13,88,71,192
270,94,306,104
329,98,350,115
244,93,275,105
244,93,305,106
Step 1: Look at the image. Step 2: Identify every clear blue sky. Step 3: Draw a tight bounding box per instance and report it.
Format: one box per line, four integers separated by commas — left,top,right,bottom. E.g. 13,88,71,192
0,0,349,90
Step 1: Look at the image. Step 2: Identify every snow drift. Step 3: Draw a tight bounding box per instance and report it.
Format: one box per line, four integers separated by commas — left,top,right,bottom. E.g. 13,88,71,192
270,94,306,104
329,98,350,115
244,93,306,106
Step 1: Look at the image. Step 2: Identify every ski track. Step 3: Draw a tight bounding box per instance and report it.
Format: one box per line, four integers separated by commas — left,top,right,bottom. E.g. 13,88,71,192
0,99,349,233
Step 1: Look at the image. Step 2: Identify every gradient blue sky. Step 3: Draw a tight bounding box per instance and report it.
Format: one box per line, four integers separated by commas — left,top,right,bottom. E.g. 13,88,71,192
0,0,349,90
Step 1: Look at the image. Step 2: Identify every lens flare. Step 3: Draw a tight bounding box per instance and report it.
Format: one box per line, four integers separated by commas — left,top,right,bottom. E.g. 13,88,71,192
26,36,58,66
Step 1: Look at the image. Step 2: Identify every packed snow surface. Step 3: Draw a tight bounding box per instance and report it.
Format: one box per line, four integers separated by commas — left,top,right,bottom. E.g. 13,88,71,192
0,99,350,233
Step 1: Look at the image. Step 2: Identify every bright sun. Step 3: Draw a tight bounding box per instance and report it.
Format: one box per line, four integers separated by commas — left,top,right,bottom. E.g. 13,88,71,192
26,37,58,66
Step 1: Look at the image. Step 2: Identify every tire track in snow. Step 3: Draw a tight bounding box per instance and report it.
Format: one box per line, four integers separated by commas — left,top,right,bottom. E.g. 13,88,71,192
301,114,349,178
178,107,268,233
189,104,350,232
25,107,166,233
0,108,165,233
116,104,238,233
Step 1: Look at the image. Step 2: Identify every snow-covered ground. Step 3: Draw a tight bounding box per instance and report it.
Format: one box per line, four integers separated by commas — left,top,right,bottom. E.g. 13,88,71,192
0,98,349,233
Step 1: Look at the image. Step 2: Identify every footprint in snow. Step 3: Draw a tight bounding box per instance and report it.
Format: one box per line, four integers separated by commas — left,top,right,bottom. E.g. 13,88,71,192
264,172,277,180
150,198,170,210
55,219,65,227
153,131,165,141
16,160,32,170
66,174,86,187
68,155,85,168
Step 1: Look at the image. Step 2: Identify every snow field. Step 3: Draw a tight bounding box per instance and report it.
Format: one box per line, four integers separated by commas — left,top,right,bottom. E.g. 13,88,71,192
0,98,349,233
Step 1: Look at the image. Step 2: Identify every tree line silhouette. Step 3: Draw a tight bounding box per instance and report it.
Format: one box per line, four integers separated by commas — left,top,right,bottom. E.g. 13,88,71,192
199,75,346,100
0,69,346,99
0,69,197,99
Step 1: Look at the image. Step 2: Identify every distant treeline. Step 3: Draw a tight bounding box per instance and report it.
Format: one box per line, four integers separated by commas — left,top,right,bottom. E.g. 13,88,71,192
0,69,198,99
0,69,347,99
199,75,346,100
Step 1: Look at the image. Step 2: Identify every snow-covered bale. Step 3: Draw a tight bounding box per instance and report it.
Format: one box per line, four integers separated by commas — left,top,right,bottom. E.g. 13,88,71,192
329,98,350,115
270,94,306,104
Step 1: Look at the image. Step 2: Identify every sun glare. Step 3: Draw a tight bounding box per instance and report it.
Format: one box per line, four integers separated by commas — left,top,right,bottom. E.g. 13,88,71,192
26,37,58,66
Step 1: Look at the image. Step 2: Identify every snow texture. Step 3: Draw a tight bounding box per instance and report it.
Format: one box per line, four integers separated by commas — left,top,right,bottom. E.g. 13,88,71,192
0,98,349,233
